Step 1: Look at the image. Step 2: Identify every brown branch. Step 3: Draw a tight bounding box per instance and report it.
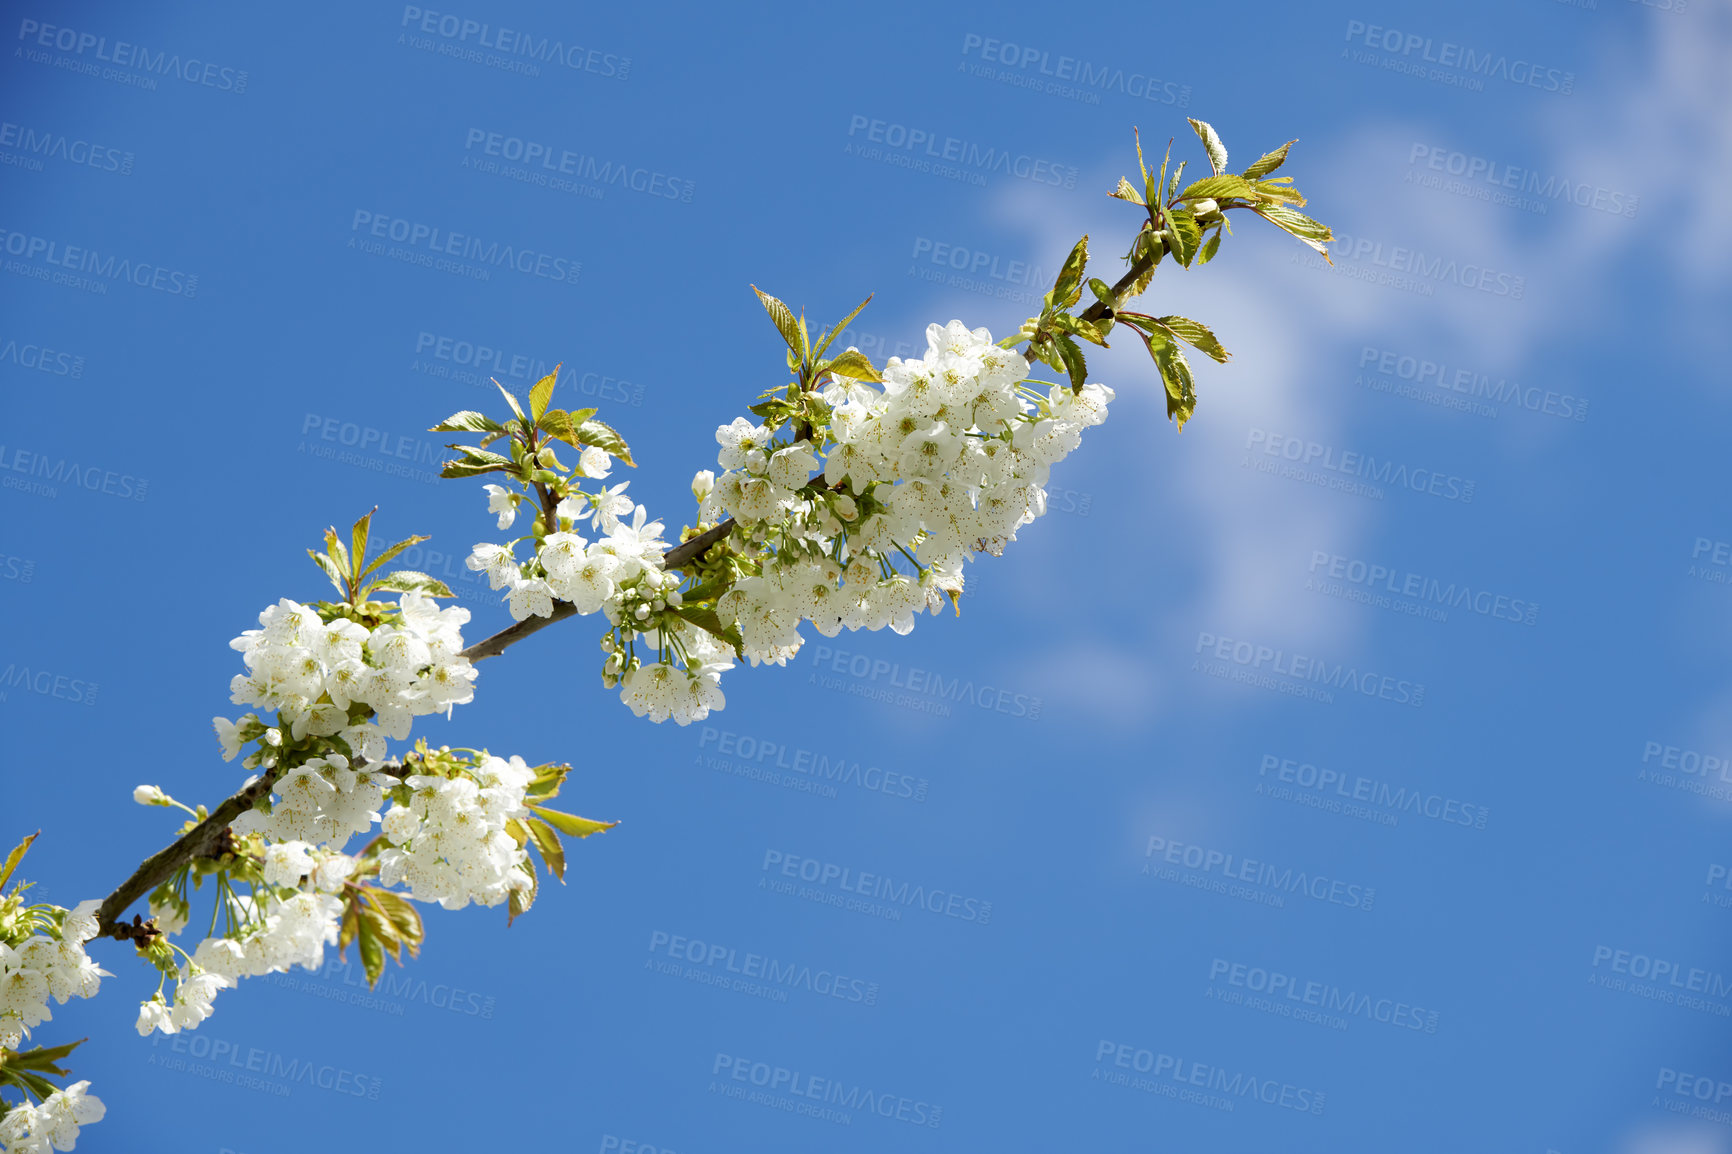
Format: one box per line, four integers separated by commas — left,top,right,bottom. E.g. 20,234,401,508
93,764,287,940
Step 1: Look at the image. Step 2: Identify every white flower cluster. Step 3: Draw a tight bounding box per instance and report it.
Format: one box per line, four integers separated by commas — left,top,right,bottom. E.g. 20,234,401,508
221,591,476,759
0,903,106,1050
0,1080,104,1153
134,891,345,1038
468,490,670,624
376,756,536,910
708,321,1111,666
230,755,398,849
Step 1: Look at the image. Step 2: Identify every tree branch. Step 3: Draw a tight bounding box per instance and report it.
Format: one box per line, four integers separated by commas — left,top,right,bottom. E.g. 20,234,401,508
92,520,741,939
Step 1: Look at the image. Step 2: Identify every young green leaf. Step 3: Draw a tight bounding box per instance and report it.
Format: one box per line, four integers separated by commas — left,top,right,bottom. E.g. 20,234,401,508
307,549,349,597
575,418,635,467
812,293,873,360
322,527,352,583
1111,176,1145,206
507,863,537,925
1242,140,1295,179
527,806,619,839
1054,334,1088,391
429,411,504,434
358,535,430,581
1188,118,1228,176
1155,315,1230,363
821,349,882,383
1049,235,1090,310
1165,207,1202,267
672,605,744,657
366,570,455,597
525,817,566,882
1250,204,1333,260
525,762,571,803
1197,230,1223,266
349,509,375,579
528,366,559,422
1179,174,1256,203
0,831,38,893
492,380,526,422
751,286,807,361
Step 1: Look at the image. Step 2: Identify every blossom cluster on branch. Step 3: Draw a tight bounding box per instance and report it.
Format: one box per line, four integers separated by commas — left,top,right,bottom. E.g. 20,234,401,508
0,120,1331,1150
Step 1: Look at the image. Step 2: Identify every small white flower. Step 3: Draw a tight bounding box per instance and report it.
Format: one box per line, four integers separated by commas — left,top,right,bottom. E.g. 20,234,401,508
483,483,518,529
578,445,612,478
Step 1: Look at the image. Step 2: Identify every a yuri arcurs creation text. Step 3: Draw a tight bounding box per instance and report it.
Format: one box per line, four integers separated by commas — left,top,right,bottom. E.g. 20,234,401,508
0,120,1330,1151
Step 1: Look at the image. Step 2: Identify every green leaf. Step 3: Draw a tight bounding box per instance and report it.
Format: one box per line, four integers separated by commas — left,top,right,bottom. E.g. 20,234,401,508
528,367,559,421
1054,334,1088,391
491,380,526,423
1152,338,1198,429
307,549,348,597
812,293,873,360
1164,207,1202,267
820,349,882,383
1250,177,1307,206
525,762,570,803
1197,230,1223,266
1167,160,1186,203
1110,176,1144,206
671,605,745,656
751,286,807,361
1179,174,1256,203
525,818,566,883
0,834,37,893
1188,118,1228,176
358,534,430,581
507,863,537,926
527,805,619,840
1155,316,1230,363
367,889,423,956
349,509,375,580
1251,204,1333,260
574,418,635,467
1051,313,1109,348
365,570,454,598
3,1039,84,1075
355,907,390,987
439,461,509,479
322,527,352,583
1242,140,1295,180
1048,235,1089,310
445,446,514,468
429,411,504,434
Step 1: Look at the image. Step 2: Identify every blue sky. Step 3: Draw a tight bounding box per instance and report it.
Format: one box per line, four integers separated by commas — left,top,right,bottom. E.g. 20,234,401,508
4,1,1732,1151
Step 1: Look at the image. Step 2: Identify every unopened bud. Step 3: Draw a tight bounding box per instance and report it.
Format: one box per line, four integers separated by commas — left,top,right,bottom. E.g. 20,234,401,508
133,784,169,807
633,604,651,622
691,469,715,502
1189,198,1219,217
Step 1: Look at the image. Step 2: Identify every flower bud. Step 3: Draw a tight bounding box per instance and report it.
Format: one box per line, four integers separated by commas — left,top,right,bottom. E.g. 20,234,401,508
691,469,715,502
1189,198,1219,217
744,449,768,475
832,494,858,521
133,784,169,807
633,604,651,622
665,590,683,607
